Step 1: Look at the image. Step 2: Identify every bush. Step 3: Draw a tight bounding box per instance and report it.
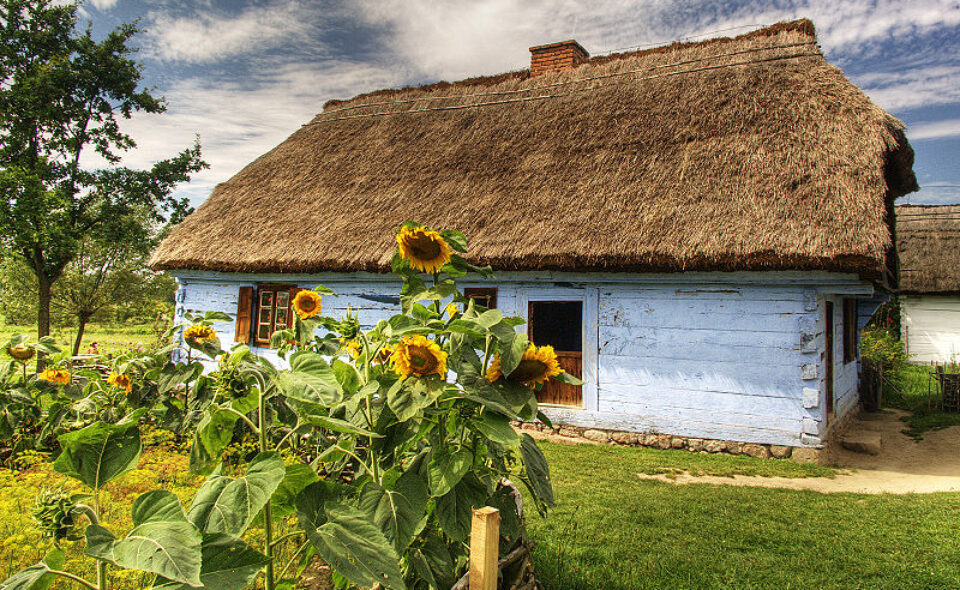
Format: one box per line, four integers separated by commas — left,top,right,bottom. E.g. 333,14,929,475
860,327,906,375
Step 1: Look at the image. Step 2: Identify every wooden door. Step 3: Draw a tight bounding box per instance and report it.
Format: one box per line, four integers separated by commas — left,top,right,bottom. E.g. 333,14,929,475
825,301,834,419
528,301,583,408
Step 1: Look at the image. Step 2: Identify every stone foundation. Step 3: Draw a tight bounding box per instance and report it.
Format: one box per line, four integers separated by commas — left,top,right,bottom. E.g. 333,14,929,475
519,422,824,464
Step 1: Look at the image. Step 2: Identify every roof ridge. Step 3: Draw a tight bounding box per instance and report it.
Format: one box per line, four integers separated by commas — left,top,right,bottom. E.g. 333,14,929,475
321,18,816,112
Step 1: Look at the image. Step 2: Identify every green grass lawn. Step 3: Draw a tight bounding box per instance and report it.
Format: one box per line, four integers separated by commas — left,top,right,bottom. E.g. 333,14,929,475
525,441,960,590
885,364,960,440
0,323,160,356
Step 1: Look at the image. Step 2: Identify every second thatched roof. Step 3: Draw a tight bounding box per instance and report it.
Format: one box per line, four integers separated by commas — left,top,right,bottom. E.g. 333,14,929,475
896,205,960,294
151,19,917,279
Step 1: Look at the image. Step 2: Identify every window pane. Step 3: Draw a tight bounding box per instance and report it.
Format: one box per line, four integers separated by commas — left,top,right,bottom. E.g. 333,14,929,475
276,305,288,327
260,291,274,308
258,323,271,341
529,301,582,352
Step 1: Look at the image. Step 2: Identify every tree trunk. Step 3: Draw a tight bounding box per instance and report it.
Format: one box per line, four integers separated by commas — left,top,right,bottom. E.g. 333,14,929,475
72,313,91,357
37,273,52,339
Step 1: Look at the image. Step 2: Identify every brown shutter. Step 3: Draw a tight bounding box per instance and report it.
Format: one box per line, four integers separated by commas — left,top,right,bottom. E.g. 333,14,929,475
287,287,302,328
235,286,254,343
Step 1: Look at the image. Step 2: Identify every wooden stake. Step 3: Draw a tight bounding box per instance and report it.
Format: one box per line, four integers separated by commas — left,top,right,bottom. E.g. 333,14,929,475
469,506,501,590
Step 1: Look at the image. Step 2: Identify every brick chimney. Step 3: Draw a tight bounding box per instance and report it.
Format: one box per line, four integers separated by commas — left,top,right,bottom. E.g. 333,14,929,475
529,40,589,77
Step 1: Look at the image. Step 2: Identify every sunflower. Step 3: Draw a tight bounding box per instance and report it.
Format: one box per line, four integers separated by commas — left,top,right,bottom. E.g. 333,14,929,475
445,302,460,318
183,324,216,344
375,343,394,365
6,345,34,362
39,369,71,386
396,226,452,273
293,290,323,319
390,335,447,379
107,371,133,394
485,344,562,387
343,339,361,359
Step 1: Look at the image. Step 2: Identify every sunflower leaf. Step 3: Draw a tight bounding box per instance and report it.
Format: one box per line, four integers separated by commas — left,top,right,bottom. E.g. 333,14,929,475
440,229,467,253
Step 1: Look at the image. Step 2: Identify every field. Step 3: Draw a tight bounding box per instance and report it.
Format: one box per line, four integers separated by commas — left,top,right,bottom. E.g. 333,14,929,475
0,323,161,356
0,439,957,589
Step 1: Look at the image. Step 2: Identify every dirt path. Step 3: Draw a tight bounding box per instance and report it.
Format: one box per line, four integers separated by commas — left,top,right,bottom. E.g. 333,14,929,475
536,410,960,494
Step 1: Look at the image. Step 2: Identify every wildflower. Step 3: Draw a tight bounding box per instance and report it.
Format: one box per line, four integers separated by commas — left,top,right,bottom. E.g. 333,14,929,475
396,226,452,273
343,339,361,359
292,290,323,319
5,345,34,362
390,335,447,379
107,371,133,394
183,324,216,345
485,343,562,387
39,369,71,386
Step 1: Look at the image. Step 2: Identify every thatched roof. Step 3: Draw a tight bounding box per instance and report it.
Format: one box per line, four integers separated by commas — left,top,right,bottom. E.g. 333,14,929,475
151,19,917,279
896,205,960,294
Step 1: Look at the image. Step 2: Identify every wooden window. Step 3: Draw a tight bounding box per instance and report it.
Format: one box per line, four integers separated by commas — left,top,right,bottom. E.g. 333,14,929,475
843,298,859,364
464,288,498,309
235,286,254,343
253,285,297,347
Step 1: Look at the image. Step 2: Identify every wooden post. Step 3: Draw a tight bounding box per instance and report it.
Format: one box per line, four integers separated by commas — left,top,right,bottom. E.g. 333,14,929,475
469,507,500,590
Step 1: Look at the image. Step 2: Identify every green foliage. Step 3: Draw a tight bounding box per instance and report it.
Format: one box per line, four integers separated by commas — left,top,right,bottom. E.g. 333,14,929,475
859,327,907,379
0,224,563,590
0,0,205,338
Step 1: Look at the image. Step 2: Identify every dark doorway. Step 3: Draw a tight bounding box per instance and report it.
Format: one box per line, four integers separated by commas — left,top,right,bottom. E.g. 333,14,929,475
528,301,583,407
825,301,835,420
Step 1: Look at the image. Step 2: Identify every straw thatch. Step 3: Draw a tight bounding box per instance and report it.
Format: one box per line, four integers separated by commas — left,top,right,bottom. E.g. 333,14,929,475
151,19,917,278
896,205,960,294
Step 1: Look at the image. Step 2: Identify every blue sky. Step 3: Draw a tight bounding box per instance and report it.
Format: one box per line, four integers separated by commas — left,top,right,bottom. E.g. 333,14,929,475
78,0,960,207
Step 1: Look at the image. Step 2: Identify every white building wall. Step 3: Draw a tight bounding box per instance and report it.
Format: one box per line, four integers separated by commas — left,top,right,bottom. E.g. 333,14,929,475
902,295,960,364
172,270,873,447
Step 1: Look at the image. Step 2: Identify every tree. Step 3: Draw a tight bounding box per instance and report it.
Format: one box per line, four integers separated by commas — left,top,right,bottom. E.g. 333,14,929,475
0,0,205,343
53,215,159,355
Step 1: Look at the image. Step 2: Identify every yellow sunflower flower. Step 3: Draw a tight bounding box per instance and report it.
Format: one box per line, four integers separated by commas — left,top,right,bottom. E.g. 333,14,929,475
107,371,133,394
39,369,71,386
183,324,216,344
485,343,562,387
293,290,323,319
445,302,460,317
396,226,452,273
390,335,447,379
343,339,362,359
5,345,34,362
375,343,394,365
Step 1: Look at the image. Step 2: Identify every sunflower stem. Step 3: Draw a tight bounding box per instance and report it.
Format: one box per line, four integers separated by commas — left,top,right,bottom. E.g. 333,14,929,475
258,377,276,590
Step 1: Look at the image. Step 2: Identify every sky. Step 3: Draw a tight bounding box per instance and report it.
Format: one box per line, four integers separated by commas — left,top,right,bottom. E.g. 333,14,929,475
77,0,960,208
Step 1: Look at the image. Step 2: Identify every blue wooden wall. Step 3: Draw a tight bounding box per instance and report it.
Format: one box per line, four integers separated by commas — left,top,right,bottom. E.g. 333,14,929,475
173,270,875,447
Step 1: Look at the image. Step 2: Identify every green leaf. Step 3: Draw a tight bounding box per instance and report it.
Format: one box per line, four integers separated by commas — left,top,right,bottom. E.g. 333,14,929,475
85,491,202,586
189,407,240,475
188,452,286,537
474,412,520,446
520,434,555,508
553,371,585,386
204,311,234,323
497,332,529,377
408,530,455,590
301,413,382,438
440,229,467,253
53,411,144,490
296,484,406,590
0,549,63,590
153,533,268,590
428,448,472,497
157,362,202,395
271,463,319,519
387,380,428,423
358,467,428,552
274,352,342,406
434,472,489,542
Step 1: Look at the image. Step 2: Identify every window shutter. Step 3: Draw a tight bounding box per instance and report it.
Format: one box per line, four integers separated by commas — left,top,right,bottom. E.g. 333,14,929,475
287,287,302,328
235,286,254,343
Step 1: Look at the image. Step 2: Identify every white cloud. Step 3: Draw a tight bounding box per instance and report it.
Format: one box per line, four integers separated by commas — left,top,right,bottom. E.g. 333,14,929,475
89,0,119,10
907,118,960,141
82,61,405,206
145,1,315,63
349,0,960,80
856,65,960,111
